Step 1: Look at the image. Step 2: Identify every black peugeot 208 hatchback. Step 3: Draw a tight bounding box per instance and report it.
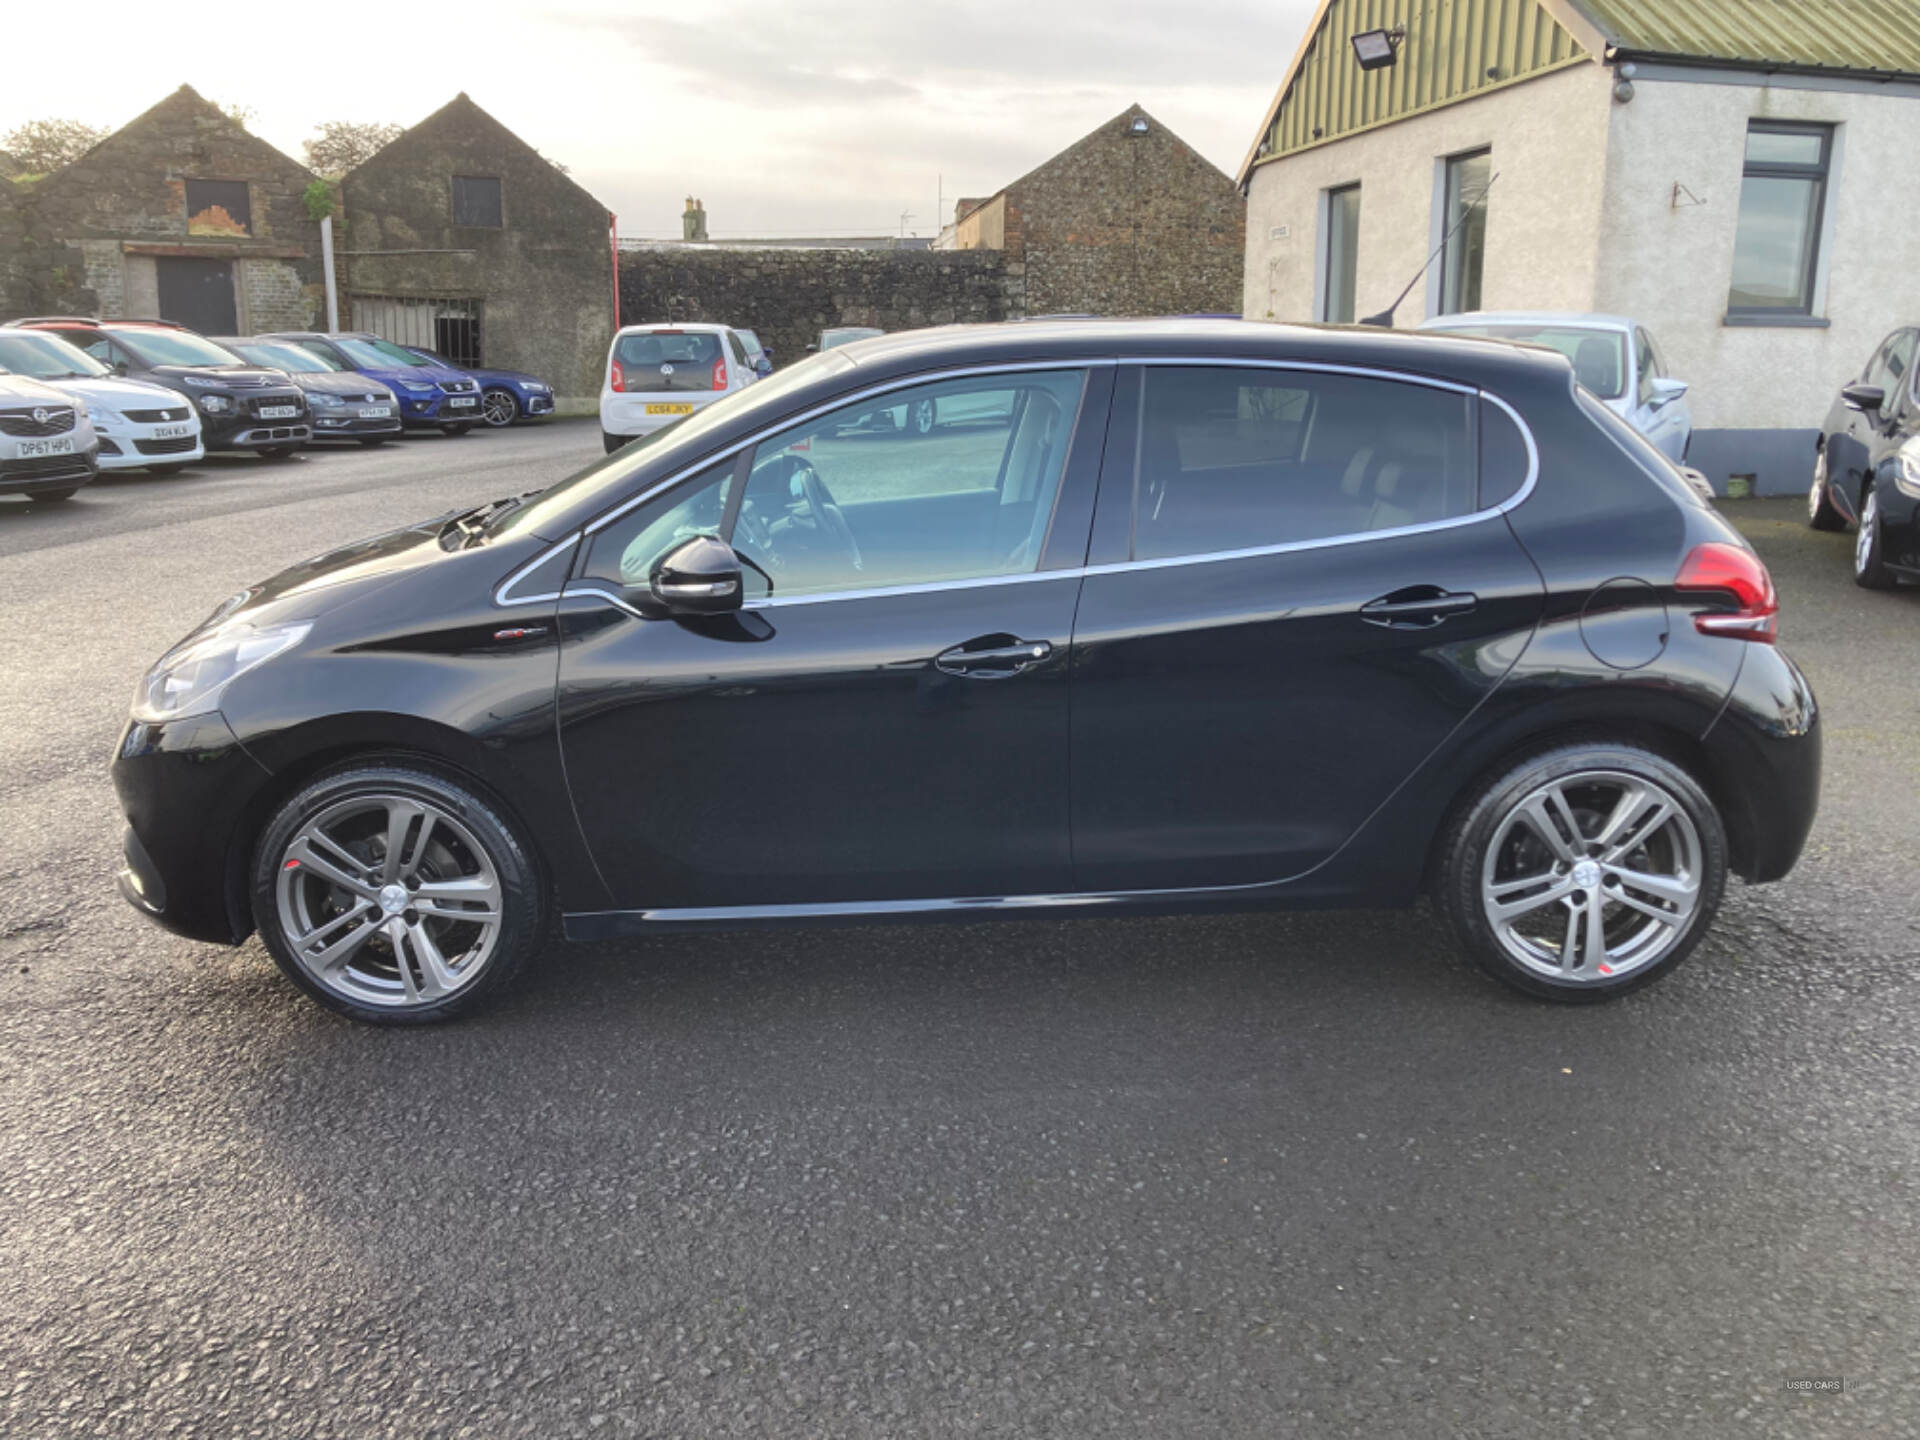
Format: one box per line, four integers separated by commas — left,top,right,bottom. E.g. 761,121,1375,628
111,320,1820,1024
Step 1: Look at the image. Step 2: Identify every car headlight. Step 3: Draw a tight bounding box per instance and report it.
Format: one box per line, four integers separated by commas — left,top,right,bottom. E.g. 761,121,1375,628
197,394,232,414
308,392,346,408
131,621,311,723
1897,453,1920,500
398,381,433,395
180,375,223,388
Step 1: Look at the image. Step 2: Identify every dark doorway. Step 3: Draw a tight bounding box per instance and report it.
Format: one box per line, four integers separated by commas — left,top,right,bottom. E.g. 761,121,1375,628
156,257,238,334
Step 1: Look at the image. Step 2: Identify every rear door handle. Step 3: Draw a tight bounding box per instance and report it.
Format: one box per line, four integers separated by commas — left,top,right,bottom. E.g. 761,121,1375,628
934,639,1052,677
1359,589,1478,628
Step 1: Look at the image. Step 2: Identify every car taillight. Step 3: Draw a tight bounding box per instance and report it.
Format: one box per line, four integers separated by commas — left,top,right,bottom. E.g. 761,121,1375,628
711,357,727,390
609,361,625,393
1676,542,1777,642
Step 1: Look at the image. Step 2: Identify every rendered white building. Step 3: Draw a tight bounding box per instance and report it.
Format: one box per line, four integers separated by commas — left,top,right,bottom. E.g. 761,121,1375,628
1238,0,1920,495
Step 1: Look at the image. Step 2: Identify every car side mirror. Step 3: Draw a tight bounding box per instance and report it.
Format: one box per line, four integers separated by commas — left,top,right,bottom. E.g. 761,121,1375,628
649,535,744,615
805,343,819,354
1648,376,1688,408
1842,381,1885,414
755,356,773,376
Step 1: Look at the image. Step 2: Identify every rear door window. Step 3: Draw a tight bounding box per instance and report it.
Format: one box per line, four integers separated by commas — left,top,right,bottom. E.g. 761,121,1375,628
1126,366,1478,561
615,330,723,393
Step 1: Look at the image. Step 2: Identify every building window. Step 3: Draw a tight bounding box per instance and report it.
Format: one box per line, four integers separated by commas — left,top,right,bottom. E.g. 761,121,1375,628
451,175,503,228
1321,184,1361,324
1727,122,1832,316
1439,149,1490,315
350,296,484,366
184,179,251,237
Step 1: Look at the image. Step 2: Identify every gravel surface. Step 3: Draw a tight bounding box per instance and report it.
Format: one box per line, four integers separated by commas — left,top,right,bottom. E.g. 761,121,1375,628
2,437,1916,1438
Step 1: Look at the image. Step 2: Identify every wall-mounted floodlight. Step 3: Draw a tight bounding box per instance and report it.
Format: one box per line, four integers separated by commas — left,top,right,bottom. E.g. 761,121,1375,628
1351,27,1404,70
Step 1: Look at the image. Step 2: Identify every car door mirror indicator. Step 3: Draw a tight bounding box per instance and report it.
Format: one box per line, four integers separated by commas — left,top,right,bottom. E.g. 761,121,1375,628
649,535,745,615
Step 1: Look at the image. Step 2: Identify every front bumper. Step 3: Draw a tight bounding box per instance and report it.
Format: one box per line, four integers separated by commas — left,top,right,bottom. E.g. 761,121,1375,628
399,392,483,426
199,405,312,451
523,393,554,417
94,427,205,469
309,413,404,439
0,448,99,495
111,712,275,944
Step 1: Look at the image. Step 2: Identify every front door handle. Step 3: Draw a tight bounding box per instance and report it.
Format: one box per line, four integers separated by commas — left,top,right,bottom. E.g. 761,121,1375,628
934,639,1052,677
1359,588,1478,628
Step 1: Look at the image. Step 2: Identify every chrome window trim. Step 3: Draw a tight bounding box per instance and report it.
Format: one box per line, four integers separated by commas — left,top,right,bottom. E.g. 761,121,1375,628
496,358,1540,613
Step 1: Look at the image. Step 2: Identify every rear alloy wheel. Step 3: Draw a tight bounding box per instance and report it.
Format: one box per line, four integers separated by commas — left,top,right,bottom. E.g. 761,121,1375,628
252,764,542,1024
908,396,937,437
480,388,519,428
1854,488,1896,589
440,422,473,437
1807,446,1846,531
1438,745,1726,1001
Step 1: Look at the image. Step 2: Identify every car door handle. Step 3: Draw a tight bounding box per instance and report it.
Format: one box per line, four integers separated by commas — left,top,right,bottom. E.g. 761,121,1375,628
1359,589,1478,628
934,639,1053,677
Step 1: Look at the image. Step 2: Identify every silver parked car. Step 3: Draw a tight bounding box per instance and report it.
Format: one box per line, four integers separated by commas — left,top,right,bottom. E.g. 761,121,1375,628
1420,312,1695,464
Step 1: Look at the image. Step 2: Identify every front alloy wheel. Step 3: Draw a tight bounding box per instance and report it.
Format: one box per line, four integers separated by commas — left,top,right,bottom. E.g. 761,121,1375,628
481,388,518,428
1438,745,1726,1001
252,764,541,1023
1808,446,1845,530
1854,488,1895,589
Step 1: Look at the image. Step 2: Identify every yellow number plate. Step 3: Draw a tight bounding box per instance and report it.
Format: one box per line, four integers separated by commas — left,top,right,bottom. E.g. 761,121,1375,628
645,403,694,415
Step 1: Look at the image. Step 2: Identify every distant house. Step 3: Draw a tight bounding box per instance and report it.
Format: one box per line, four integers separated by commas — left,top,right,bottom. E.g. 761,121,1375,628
4,85,325,333
934,104,1246,317
1238,0,1920,495
339,93,615,410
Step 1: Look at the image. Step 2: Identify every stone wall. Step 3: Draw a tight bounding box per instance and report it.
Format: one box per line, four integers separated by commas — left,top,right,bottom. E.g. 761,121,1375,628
19,86,327,329
341,93,615,410
1009,105,1245,317
616,246,1023,367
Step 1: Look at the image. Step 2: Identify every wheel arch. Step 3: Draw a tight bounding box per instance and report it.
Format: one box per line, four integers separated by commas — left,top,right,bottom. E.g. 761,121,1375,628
222,714,556,943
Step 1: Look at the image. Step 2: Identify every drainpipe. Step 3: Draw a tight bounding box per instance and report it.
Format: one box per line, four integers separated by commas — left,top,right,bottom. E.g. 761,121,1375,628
320,215,340,333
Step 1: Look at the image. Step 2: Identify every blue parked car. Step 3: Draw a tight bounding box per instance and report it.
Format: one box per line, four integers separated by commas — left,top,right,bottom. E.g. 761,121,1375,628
398,345,555,428
255,331,484,435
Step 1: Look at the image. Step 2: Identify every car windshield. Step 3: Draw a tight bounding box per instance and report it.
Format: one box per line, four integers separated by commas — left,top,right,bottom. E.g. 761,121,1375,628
338,337,437,368
0,331,110,380
820,328,882,349
1430,323,1627,399
110,327,245,368
487,351,856,539
736,330,762,353
232,341,341,373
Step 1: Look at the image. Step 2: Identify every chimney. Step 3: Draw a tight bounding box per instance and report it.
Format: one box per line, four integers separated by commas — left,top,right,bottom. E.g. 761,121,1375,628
682,196,708,243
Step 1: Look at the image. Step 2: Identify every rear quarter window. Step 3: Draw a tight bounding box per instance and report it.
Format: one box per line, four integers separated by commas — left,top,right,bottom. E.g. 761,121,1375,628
1574,388,1708,509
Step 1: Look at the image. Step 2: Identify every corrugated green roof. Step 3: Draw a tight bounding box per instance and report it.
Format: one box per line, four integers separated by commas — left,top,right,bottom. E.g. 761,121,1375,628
1561,0,1920,76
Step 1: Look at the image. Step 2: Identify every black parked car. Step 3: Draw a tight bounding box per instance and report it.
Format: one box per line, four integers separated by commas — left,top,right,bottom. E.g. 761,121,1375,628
214,338,402,445
6,318,310,456
111,320,1820,1024
1808,325,1920,588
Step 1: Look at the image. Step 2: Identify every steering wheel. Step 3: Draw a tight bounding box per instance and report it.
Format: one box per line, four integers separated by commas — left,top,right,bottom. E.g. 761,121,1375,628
794,460,863,572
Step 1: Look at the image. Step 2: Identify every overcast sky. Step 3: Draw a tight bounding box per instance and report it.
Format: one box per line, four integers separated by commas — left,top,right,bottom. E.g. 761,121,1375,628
2,0,1315,237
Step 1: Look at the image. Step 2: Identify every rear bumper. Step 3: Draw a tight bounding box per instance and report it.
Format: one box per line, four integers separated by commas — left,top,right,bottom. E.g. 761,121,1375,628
599,393,716,436
1702,644,1821,883
111,712,275,945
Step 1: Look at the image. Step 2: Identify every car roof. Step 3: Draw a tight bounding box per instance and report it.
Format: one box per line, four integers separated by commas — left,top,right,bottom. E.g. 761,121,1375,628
828,318,1575,393
1419,311,1636,334
616,323,732,335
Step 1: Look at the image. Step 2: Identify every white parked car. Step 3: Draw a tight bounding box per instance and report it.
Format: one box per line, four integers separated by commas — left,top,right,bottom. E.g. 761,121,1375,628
1419,312,1694,464
0,328,201,475
0,372,100,503
600,323,760,453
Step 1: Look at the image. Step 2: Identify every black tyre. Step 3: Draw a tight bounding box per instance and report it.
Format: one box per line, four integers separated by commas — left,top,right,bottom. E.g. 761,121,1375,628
1436,742,1727,1003
357,436,388,448
603,429,629,454
440,422,473,438
261,446,297,459
25,487,78,503
1807,445,1845,531
250,762,544,1025
1853,486,1898,590
147,463,187,476
480,387,519,428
